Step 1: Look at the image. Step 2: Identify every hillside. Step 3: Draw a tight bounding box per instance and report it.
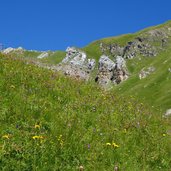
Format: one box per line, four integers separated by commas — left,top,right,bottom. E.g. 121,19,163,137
0,53,170,170
83,20,171,112
2,21,171,113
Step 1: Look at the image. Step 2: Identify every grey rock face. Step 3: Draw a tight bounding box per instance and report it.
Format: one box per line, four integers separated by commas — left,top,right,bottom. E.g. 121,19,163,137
139,66,156,79
100,26,171,59
100,43,124,57
87,59,96,70
112,56,129,84
59,47,96,80
37,52,49,59
2,47,25,54
95,55,128,86
62,47,79,63
95,55,115,86
164,109,171,117
98,55,116,71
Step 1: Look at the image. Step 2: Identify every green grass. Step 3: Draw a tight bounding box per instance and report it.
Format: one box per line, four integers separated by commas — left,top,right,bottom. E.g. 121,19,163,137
6,49,66,65
40,51,66,64
81,20,171,113
112,42,171,113
0,54,170,170
1,20,171,171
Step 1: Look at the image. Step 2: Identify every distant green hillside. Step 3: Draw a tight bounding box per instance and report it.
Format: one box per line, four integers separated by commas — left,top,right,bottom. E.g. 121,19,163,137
40,51,66,64
83,20,171,61
0,54,170,170
82,20,171,112
3,21,171,113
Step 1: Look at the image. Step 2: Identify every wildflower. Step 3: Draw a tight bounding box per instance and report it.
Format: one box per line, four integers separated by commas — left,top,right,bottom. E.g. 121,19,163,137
58,134,62,141
124,128,127,133
106,142,111,146
10,85,15,89
60,140,64,146
57,135,64,147
2,134,10,139
34,124,40,129
32,135,43,140
163,134,166,137
112,142,119,148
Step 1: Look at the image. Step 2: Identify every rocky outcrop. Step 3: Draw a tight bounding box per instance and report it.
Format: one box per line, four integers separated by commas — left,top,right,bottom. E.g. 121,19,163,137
62,47,95,68
3,24,171,88
2,47,25,54
58,47,96,80
112,56,129,84
139,66,155,79
95,55,115,85
59,48,129,86
100,26,171,59
37,52,49,59
95,55,128,86
164,109,171,117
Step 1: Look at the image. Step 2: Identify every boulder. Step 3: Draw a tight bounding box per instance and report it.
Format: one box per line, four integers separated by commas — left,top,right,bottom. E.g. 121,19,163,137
95,55,115,86
98,55,115,71
95,55,128,86
87,59,96,70
112,56,129,84
62,47,79,63
2,47,25,54
164,109,171,117
59,47,96,80
139,66,155,79
2,47,14,54
70,52,87,66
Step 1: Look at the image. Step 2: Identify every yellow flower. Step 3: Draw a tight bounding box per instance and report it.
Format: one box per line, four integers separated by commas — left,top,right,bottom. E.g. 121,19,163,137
162,134,166,137
34,124,40,129
60,140,64,146
124,129,127,133
112,142,119,148
2,134,10,139
58,134,62,141
32,135,43,140
10,85,15,89
106,142,111,146
58,135,64,147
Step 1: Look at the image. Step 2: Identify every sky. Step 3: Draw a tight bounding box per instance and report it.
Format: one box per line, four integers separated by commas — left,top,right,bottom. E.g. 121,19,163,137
0,0,171,51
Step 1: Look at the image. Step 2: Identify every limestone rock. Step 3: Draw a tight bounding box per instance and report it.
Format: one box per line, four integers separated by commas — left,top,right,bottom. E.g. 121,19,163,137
62,47,79,63
164,109,171,117
2,47,25,54
37,52,49,59
100,26,171,60
112,56,129,84
95,55,128,86
59,47,96,80
98,55,116,71
87,59,96,70
139,66,155,79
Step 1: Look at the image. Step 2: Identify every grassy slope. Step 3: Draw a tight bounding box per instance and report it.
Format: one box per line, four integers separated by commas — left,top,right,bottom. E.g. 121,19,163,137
116,44,171,112
8,50,66,65
8,21,171,112
83,20,171,112
40,51,66,64
0,54,170,170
